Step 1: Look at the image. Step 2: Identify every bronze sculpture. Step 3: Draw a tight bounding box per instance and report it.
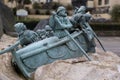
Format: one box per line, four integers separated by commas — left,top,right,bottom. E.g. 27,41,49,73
0,6,106,79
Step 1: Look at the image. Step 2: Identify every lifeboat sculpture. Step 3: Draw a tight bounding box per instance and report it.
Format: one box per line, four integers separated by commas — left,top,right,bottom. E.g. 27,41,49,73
0,6,105,79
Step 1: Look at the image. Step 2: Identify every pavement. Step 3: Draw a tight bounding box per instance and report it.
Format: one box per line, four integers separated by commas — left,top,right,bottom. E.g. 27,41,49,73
96,37,120,56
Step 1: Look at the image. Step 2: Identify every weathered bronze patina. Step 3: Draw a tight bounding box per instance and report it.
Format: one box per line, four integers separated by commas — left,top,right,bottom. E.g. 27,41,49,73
0,6,105,79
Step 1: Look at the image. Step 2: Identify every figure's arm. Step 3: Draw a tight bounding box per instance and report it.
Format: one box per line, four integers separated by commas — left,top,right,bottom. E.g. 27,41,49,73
0,41,20,55
54,16,72,29
80,13,93,30
65,17,73,28
54,16,66,29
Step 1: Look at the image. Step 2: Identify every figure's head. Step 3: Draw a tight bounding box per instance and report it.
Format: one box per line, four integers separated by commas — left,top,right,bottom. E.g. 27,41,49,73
84,13,92,22
14,23,27,34
57,6,67,17
45,25,52,31
36,29,46,35
77,6,86,14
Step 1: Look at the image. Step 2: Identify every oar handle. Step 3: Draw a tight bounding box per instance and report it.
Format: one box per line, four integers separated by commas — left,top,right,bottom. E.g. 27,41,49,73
64,29,92,61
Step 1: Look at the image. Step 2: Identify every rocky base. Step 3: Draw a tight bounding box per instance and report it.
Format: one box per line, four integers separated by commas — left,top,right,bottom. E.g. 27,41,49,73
35,49,120,80
0,35,25,80
0,35,120,80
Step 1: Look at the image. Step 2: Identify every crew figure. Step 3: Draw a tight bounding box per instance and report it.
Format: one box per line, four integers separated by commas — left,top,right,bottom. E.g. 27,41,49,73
49,6,73,38
14,23,39,46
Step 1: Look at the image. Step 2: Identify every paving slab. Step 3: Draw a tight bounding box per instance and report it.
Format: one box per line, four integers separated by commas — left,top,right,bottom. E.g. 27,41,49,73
96,37,120,56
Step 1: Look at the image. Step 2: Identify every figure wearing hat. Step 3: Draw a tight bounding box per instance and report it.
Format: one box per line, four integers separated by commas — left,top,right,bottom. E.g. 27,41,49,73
70,6,96,52
14,23,39,46
70,6,86,25
49,6,73,38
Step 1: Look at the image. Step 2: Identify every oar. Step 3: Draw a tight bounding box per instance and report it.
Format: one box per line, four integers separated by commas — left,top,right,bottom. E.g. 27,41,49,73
64,29,92,61
85,22,106,52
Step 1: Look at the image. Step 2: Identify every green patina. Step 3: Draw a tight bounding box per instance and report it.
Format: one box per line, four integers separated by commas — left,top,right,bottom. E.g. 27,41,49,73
0,6,105,79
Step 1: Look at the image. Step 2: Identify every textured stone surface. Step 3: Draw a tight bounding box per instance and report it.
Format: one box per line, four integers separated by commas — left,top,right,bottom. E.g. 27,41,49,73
0,35,120,80
0,1,16,38
35,49,120,80
0,35,25,80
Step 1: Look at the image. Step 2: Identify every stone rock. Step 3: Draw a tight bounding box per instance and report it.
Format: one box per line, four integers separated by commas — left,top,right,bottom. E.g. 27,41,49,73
34,49,120,80
0,35,120,80
0,53,26,80
0,1,16,38
0,73,10,80
34,19,49,31
0,35,25,80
